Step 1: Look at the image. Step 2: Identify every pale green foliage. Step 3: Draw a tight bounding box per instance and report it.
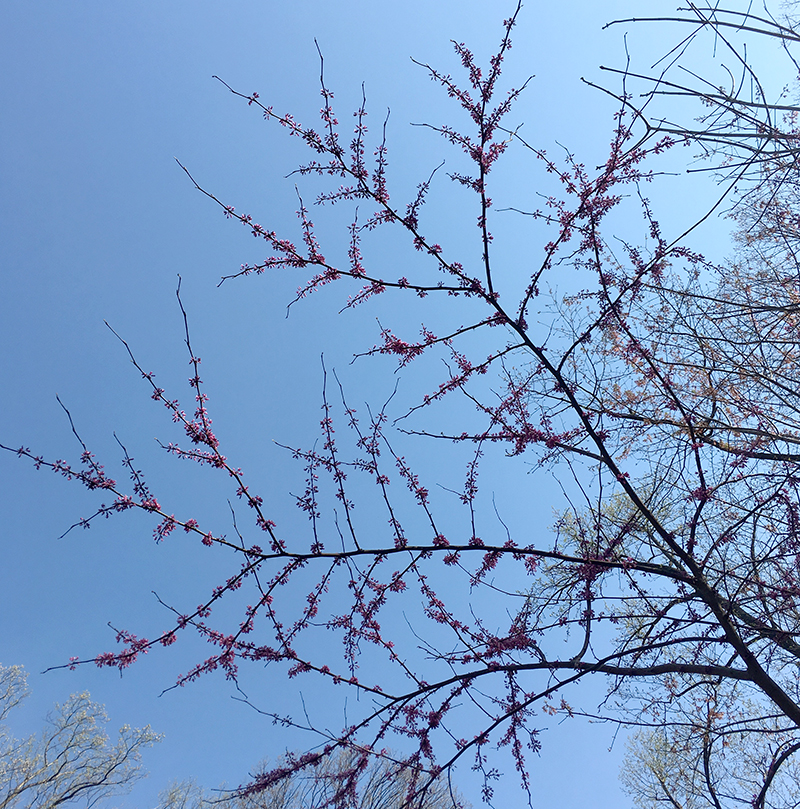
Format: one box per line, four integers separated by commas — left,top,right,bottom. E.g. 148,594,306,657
0,668,28,726
0,664,161,809
620,686,800,809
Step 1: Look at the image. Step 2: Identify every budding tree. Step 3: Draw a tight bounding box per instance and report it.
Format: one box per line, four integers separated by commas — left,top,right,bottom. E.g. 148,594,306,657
0,664,160,809
3,2,800,807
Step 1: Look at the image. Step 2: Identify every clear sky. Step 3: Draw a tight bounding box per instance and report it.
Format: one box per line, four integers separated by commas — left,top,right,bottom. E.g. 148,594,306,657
0,2,774,807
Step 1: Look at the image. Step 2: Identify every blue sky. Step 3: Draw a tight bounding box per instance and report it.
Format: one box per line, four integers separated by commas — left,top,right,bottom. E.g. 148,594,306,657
0,2,772,807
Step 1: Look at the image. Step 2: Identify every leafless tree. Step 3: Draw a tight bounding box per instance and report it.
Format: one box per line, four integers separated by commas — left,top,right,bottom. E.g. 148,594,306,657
6,3,800,808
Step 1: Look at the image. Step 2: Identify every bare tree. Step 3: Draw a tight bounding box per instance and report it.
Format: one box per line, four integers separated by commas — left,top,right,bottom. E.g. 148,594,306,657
6,2,800,807
237,750,466,809
160,749,468,809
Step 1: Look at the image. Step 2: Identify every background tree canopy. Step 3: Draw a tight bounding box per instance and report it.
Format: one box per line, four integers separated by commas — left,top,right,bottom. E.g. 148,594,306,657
0,665,159,809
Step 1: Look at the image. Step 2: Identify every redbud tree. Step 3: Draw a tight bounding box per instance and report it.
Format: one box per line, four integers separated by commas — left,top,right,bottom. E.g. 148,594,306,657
5,3,800,808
